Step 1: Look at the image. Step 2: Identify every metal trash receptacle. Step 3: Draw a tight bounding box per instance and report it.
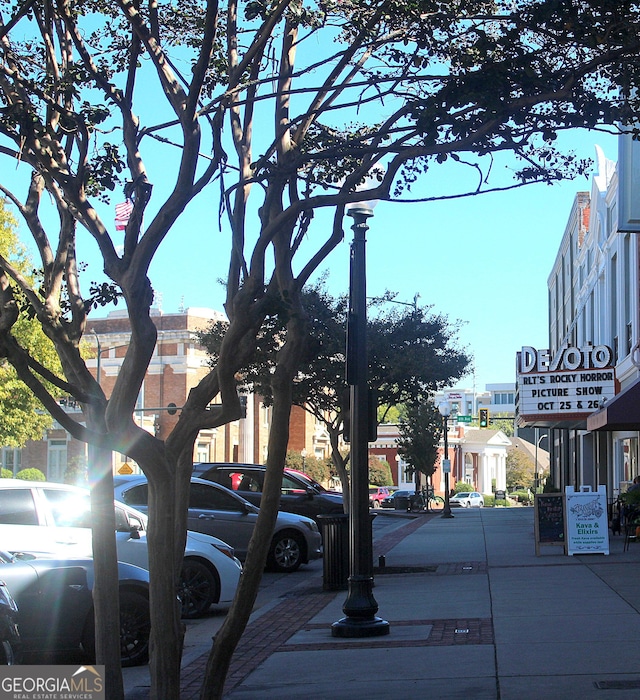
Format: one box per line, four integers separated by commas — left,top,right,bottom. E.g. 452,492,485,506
395,495,410,511
317,513,349,591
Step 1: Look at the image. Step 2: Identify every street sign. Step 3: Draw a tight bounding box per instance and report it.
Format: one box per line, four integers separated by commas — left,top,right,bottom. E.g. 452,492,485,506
118,463,134,475
457,415,472,423
442,459,451,474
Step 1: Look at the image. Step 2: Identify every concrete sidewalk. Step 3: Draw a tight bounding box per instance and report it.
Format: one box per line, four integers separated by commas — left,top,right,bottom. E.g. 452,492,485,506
211,507,640,700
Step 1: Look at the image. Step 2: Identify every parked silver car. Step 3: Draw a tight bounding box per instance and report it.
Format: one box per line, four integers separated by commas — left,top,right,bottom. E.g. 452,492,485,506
114,475,322,573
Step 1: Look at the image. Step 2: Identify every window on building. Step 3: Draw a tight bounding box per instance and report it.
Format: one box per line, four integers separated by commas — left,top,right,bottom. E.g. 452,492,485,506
47,439,68,483
1,447,21,476
196,443,209,463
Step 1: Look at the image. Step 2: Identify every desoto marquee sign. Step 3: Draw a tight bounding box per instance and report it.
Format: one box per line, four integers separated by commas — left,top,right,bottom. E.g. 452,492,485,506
517,344,617,426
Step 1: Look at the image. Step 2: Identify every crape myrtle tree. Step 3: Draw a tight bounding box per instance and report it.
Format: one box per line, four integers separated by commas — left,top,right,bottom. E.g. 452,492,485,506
397,400,444,491
198,284,470,507
1,1,640,698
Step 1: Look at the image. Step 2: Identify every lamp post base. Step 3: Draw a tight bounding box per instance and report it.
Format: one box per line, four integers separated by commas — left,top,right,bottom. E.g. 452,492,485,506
332,616,390,638
331,575,390,638
441,510,454,519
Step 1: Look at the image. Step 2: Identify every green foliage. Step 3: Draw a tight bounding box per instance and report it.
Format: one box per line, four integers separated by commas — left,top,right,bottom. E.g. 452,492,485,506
397,401,443,482
64,457,88,486
0,469,13,479
15,468,46,482
454,480,475,493
509,489,534,505
368,458,393,486
490,415,515,437
379,404,402,424
506,448,536,492
0,201,61,447
543,479,560,493
285,451,332,485
5,2,640,696
199,284,470,449
621,489,640,507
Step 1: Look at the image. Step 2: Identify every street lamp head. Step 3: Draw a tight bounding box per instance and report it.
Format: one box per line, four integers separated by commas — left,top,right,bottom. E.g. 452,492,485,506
438,401,451,418
345,170,383,218
346,198,378,218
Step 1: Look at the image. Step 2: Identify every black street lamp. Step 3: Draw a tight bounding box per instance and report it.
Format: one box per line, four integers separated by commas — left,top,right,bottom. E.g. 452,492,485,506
439,401,454,519
332,198,389,639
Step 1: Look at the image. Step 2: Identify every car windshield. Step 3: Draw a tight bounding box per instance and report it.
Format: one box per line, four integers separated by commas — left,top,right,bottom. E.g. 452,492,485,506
455,493,472,498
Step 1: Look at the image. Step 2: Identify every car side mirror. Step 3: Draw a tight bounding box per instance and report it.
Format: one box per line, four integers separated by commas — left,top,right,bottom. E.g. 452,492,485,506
306,488,315,500
129,525,141,540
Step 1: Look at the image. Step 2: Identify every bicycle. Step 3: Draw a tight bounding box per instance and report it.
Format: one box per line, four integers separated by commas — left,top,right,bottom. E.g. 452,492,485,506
427,491,445,513
408,488,445,513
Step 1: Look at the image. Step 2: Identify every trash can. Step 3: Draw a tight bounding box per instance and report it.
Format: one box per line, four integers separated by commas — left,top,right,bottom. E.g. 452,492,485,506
317,513,349,591
395,495,410,511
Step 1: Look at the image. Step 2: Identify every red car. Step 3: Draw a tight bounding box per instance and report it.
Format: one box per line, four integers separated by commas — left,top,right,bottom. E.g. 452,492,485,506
369,487,392,508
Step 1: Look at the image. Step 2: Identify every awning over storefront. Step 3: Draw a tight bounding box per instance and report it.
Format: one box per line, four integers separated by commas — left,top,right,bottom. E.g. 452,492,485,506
587,376,640,431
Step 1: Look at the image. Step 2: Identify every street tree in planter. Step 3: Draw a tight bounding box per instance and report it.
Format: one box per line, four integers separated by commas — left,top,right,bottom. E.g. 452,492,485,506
2,2,640,698
397,401,444,492
199,284,470,508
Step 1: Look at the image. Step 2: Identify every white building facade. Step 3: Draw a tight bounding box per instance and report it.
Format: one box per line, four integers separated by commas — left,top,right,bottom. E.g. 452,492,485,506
526,140,640,498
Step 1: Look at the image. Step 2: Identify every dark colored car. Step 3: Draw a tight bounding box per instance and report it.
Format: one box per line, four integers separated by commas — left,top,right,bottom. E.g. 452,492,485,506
0,550,150,666
192,462,344,521
380,490,413,509
0,580,20,664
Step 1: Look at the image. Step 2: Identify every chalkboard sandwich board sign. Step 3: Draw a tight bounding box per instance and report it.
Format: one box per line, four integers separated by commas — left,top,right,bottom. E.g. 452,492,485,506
534,493,567,555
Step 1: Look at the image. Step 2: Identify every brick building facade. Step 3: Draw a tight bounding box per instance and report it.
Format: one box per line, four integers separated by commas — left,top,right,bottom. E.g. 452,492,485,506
8,307,325,481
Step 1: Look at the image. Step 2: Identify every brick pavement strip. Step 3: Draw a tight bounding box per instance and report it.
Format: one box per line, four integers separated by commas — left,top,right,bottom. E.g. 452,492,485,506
179,514,493,698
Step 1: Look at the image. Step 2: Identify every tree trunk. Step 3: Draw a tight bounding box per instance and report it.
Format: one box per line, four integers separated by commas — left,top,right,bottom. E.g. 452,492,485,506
200,293,307,699
329,428,350,512
88,445,124,699
146,469,185,699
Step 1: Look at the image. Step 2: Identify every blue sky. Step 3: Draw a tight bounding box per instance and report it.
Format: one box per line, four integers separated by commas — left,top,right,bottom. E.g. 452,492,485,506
1,14,623,397
9,124,618,395
100,129,617,394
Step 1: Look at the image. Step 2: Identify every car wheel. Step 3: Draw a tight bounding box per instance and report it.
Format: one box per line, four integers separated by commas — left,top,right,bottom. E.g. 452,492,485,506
0,639,18,665
267,531,304,573
118,591,151,667
82,591,151,667
179,559,219,619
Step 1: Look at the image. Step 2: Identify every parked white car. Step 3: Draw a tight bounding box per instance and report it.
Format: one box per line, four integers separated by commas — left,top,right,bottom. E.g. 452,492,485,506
0,479,242,618
449,491,485,508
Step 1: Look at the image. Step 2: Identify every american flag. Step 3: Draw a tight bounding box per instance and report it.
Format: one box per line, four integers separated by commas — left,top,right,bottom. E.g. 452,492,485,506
115,200,133,231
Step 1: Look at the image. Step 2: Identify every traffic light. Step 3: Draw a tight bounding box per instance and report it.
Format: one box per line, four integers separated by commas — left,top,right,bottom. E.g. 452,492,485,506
479,408,489,428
